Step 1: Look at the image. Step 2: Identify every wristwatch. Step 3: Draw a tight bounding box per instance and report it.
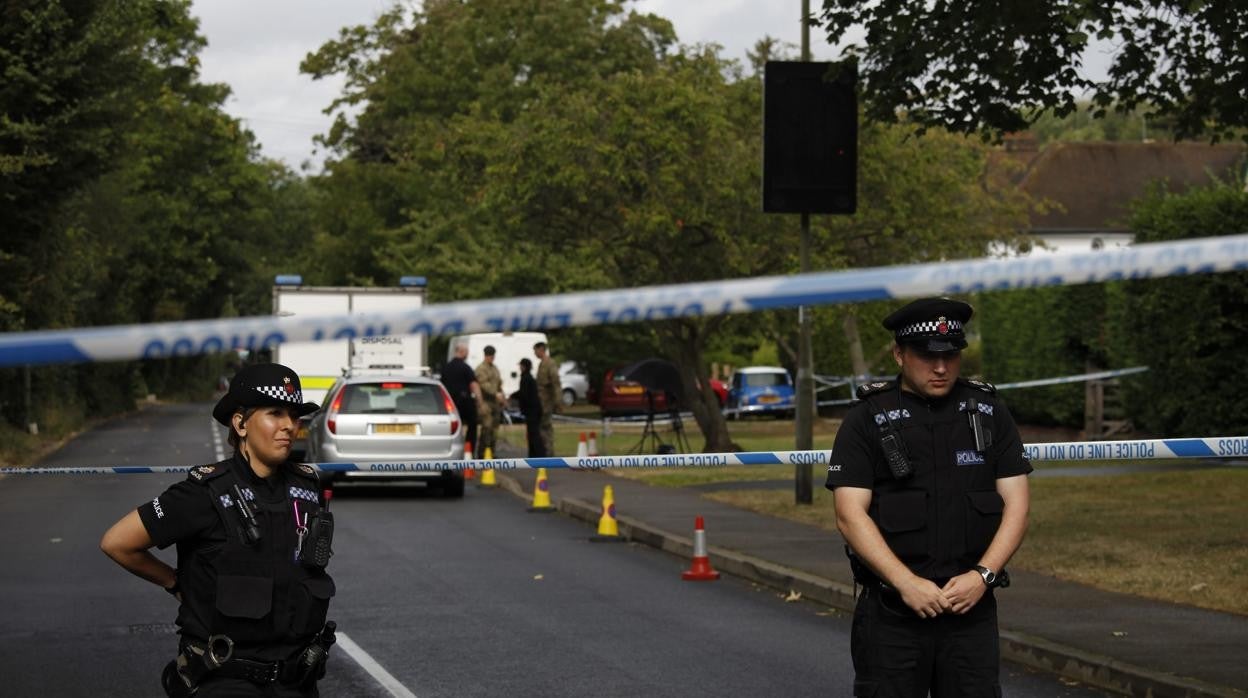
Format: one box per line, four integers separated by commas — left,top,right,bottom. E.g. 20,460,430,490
973,564,997,587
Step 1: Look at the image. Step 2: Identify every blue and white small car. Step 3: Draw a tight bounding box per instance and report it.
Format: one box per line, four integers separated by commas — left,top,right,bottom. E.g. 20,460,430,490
728,366,795,419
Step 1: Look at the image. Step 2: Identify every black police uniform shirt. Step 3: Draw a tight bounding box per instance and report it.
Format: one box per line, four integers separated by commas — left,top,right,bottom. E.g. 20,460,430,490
137,453,334,661
440,358,478,415
825,378,1033,580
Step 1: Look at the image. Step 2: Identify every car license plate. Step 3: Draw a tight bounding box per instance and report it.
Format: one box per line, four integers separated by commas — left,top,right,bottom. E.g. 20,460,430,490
616,386,644,395
374,423,417,434
759,395,780,404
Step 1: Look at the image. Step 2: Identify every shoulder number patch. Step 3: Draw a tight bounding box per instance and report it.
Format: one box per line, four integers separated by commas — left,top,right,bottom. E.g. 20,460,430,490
189,465,216,482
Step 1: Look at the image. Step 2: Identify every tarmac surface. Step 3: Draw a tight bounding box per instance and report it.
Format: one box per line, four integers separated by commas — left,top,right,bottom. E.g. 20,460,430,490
490,441,1246,698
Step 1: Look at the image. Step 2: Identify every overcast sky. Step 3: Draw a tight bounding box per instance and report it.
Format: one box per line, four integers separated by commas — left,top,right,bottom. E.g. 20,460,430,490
191,1,842,170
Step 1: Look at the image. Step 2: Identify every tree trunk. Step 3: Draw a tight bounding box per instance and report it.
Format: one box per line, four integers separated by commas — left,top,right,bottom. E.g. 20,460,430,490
843,311,870,377
662,318,739,453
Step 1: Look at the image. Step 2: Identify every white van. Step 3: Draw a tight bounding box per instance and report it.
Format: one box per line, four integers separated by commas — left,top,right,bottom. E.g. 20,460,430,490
447,332,549,400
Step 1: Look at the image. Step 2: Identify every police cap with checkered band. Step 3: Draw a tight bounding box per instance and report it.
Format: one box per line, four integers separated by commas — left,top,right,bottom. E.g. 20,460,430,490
212,363,320,427
882,297,973,353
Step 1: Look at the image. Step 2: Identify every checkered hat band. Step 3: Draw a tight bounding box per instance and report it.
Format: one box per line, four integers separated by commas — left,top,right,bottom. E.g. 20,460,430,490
897,319,963,337
253,385,303,404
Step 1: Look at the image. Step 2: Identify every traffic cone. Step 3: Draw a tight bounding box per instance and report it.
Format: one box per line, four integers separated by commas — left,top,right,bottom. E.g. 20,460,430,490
479,446,498,487
576,432,589,458
681,516,720,581
587,432,598,457
590,485,623,542
527,467,555,512
463,441,476,480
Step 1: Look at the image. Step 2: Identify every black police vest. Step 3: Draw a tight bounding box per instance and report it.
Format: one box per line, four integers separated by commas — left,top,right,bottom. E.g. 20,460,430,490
178,458,335,657
859,379,1005,579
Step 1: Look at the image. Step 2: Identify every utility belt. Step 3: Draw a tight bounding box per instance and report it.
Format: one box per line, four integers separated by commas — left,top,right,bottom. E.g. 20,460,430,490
162,621,336,697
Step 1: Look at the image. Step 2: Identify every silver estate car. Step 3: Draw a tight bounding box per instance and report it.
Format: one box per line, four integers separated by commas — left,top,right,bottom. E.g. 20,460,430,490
305,372,466,497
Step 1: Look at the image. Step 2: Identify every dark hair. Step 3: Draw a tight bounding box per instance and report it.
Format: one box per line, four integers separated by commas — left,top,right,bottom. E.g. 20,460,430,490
226,407,260,450
484,345,496,356
533,342,547,351
519,358,532,370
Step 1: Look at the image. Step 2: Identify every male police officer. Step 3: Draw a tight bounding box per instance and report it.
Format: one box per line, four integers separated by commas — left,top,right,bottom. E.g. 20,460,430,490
534,341,561,456
825,298,1031,697
102,364,336,697
474,345,506,459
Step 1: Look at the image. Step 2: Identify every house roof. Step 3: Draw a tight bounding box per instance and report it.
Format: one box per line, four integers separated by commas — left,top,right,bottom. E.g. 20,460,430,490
992,141,1247,232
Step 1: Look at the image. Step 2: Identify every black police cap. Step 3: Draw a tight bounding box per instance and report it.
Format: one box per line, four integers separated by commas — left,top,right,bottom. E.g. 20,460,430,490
212,363,320,427
882,297,973,353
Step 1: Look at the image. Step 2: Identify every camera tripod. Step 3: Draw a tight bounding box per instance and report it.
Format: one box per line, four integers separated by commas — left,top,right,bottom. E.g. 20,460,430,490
627,391,692,455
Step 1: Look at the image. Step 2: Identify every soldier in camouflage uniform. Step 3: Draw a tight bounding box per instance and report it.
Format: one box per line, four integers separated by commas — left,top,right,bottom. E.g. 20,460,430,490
474,345,505,459
534,342,562,456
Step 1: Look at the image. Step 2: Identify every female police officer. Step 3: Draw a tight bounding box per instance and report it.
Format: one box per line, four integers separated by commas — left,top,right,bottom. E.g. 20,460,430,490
825,298,1031,697
101,363,336,697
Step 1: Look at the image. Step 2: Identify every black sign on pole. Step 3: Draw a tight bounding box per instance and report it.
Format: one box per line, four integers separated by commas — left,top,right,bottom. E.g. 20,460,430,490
762,61,857,214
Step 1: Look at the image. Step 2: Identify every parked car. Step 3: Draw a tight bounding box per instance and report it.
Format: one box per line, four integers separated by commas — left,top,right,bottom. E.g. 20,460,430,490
705,378,728,408
559,360,589,407
728,366,796,419
305,371,466,497
597,360,727,416
599,358,681,417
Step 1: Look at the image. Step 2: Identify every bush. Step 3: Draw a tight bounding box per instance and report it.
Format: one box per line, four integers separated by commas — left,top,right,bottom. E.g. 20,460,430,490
1106,180,1248,436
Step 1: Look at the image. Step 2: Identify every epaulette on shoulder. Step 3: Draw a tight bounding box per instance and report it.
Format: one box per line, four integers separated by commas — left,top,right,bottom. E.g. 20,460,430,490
288,462,321,484
187,464,228,484
855,380,896,400
960,377,997,394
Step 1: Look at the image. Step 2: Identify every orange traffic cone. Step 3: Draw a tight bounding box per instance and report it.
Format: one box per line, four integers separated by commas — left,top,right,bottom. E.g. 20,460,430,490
479,446,498,488
463,441,476,480
590,485,623,542
681,516,720,581
527,467,555,513
576,432,589,458
587,432,599,457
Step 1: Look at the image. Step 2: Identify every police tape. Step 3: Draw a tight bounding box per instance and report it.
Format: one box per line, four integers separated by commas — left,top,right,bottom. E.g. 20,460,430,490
2,234,1246,368
1024,436,1248,462
4,437,1247,476
995,366,1149,390
0,451,831,475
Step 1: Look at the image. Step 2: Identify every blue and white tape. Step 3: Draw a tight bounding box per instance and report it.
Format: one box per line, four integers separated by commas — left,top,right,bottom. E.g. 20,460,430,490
1024,436,1248,462
2,234,1245,368
996,366,1149,390
4,437,1248,476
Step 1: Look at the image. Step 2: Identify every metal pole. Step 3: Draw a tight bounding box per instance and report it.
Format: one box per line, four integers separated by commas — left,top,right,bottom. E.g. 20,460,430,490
794,0,815,505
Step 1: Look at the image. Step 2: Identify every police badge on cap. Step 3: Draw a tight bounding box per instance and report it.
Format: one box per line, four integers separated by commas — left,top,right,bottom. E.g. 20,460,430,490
882,297,973,353
212,363,320,426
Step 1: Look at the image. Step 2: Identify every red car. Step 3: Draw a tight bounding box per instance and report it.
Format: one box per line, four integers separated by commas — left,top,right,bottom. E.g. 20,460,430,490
598,359,727,416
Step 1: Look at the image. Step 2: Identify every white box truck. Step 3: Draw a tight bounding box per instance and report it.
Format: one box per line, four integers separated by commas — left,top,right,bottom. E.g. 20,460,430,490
272,275,428,457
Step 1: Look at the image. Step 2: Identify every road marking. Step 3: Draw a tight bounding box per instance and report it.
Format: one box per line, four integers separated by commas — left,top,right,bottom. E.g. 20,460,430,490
211,420,225,462
337,632,417,698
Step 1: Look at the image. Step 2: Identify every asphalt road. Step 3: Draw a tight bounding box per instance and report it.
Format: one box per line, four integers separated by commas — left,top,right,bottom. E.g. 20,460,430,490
0,403,1107,696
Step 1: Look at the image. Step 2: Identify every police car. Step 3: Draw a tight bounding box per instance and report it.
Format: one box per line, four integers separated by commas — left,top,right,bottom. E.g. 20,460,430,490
304,371,467,497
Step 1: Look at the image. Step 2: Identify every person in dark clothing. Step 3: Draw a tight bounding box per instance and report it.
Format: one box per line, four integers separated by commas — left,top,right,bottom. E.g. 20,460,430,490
825,297,1031,698
101,363,336,697
441,341,480,453
517,358,545,457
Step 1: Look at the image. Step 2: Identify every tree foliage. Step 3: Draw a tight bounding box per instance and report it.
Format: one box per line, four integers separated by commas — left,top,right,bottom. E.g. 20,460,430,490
0,0,307,433
1106,179,1248,436
818,0,1248,142
299,0,1040,449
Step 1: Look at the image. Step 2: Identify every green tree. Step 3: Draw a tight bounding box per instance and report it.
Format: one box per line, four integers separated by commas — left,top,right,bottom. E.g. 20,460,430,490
817,1,1248,142
0,1,306,432
1106,179,1248,435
